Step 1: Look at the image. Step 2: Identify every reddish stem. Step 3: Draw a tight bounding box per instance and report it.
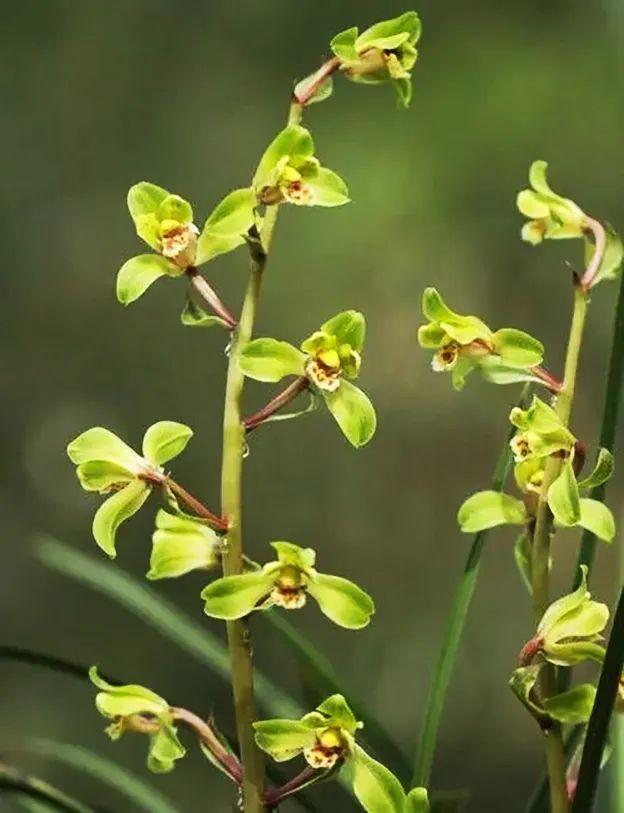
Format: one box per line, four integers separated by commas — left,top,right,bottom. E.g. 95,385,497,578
165,477,229,532
580,217,607,292
244,376,310,433
293,57,341,106
264,766,320,807
172,707,243,785
531,365,563,394
187,268,237,328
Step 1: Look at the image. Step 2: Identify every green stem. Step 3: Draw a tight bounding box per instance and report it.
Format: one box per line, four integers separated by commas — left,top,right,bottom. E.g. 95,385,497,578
530,285,589,813
412,385,530,788
219,101,302,813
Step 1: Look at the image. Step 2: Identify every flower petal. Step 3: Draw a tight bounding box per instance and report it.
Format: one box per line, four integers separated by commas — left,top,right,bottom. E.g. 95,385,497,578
116,254,179,305
142,420,193,466
307,571,375,629
323,381,376,448
349,744,406,813
239,338,306,382
92,480,151,558
253,719,317,762
201,570,275,620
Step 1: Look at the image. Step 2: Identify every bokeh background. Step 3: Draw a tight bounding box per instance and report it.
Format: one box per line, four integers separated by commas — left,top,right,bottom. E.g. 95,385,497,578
2,1,624,811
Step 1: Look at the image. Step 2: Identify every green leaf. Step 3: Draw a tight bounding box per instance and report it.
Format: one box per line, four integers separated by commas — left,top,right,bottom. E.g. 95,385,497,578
92,480,151,558
457,490,527,533
67,427,143,473
321,310,366,351
405,788,431,813
116,255,178,305
547,459,581,526
457,491,528,533
350,744,406,813
578,448,614,490
201,570,275,620
323,380,376,448
147,724,186,774
89,667,169,719
542,685,596,724
303,166,350,207
253,125,315,190
180,299,227,329
147,510,220,580
514,532,533,594
307,571,375,629
239,338,306,382
195,188,256,265
491,328,544,368
330,26,359,62
142,421,193,466
253,719,317,762
577,499,616,543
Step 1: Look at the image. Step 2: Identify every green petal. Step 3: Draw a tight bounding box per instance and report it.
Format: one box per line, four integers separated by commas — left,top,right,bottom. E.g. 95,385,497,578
321,311,366,351
323,381,376,448
538,565,589,637
75,461,135,493
516,190,550,219
330,26,359,62
478,358,546,387
356,12,421,51
67,427,143,472
417,323,446,349
591,225,623,285
253,125,315,190
548,599,609,642
270,541,316,570
316,695,359,733
147,723,186,774
405,788,431,813
577,499,616,543
547,459,581,526
546,641,606,667
147,509,220,581
457,490,528,533
92,480,151,558
350,744,406,813
491,328,544,368
195,187,256,265
307,571,375,629
127,182,169,248
201,569,275,620
529,160,552,196
90,667,169,719
578,448,614,490
117,255,179,305
158,194,193,225
542,685,596,725
303,167,350,207
253,719,317,762
421,288,492,345
142,420,193,466
239,338,306,382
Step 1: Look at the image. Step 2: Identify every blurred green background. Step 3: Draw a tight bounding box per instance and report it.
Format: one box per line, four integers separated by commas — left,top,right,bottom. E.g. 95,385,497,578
2,1,624,810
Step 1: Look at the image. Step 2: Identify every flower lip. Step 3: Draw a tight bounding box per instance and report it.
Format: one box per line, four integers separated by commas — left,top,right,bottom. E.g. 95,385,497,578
511,433,531,463
159,222,199,268
305,356,342,392
431,342,459,372
272,564,308,609
303,727,346,769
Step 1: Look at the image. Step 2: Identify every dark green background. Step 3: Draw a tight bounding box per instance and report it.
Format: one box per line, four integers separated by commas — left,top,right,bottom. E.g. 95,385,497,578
2,1,623,811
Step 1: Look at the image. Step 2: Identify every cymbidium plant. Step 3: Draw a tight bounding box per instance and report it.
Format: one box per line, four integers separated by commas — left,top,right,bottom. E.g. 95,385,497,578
417,160,623,813
64,11,430,813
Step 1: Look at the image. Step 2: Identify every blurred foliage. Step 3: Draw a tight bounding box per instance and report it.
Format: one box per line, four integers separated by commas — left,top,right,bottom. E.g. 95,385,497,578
1,1,623,810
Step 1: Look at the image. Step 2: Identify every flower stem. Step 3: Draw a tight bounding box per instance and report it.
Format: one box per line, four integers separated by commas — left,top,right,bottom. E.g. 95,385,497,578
530,283,589,813
218,102,302,813
186,267,238,328
172,707,243,785
165,476,228,532
412,385,529,788
243,376,309,432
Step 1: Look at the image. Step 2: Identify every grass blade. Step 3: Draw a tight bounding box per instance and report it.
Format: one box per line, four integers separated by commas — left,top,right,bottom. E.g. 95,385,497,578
0,764,96,813
35,537,301,719
412,385,530,788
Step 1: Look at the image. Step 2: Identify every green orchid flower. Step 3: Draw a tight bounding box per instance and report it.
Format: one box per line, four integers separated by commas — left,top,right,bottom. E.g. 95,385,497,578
517,161,587,245
508,397,576,463
67,421,193,557
89,667,185,773
239,310,376,447
330,11,421,107
510,663,597,729
147,509,221,581
535,566,608,667
253,125,349,208
254,694,424,812
201,542,374,630
117,182,257,304
417,288,545,390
